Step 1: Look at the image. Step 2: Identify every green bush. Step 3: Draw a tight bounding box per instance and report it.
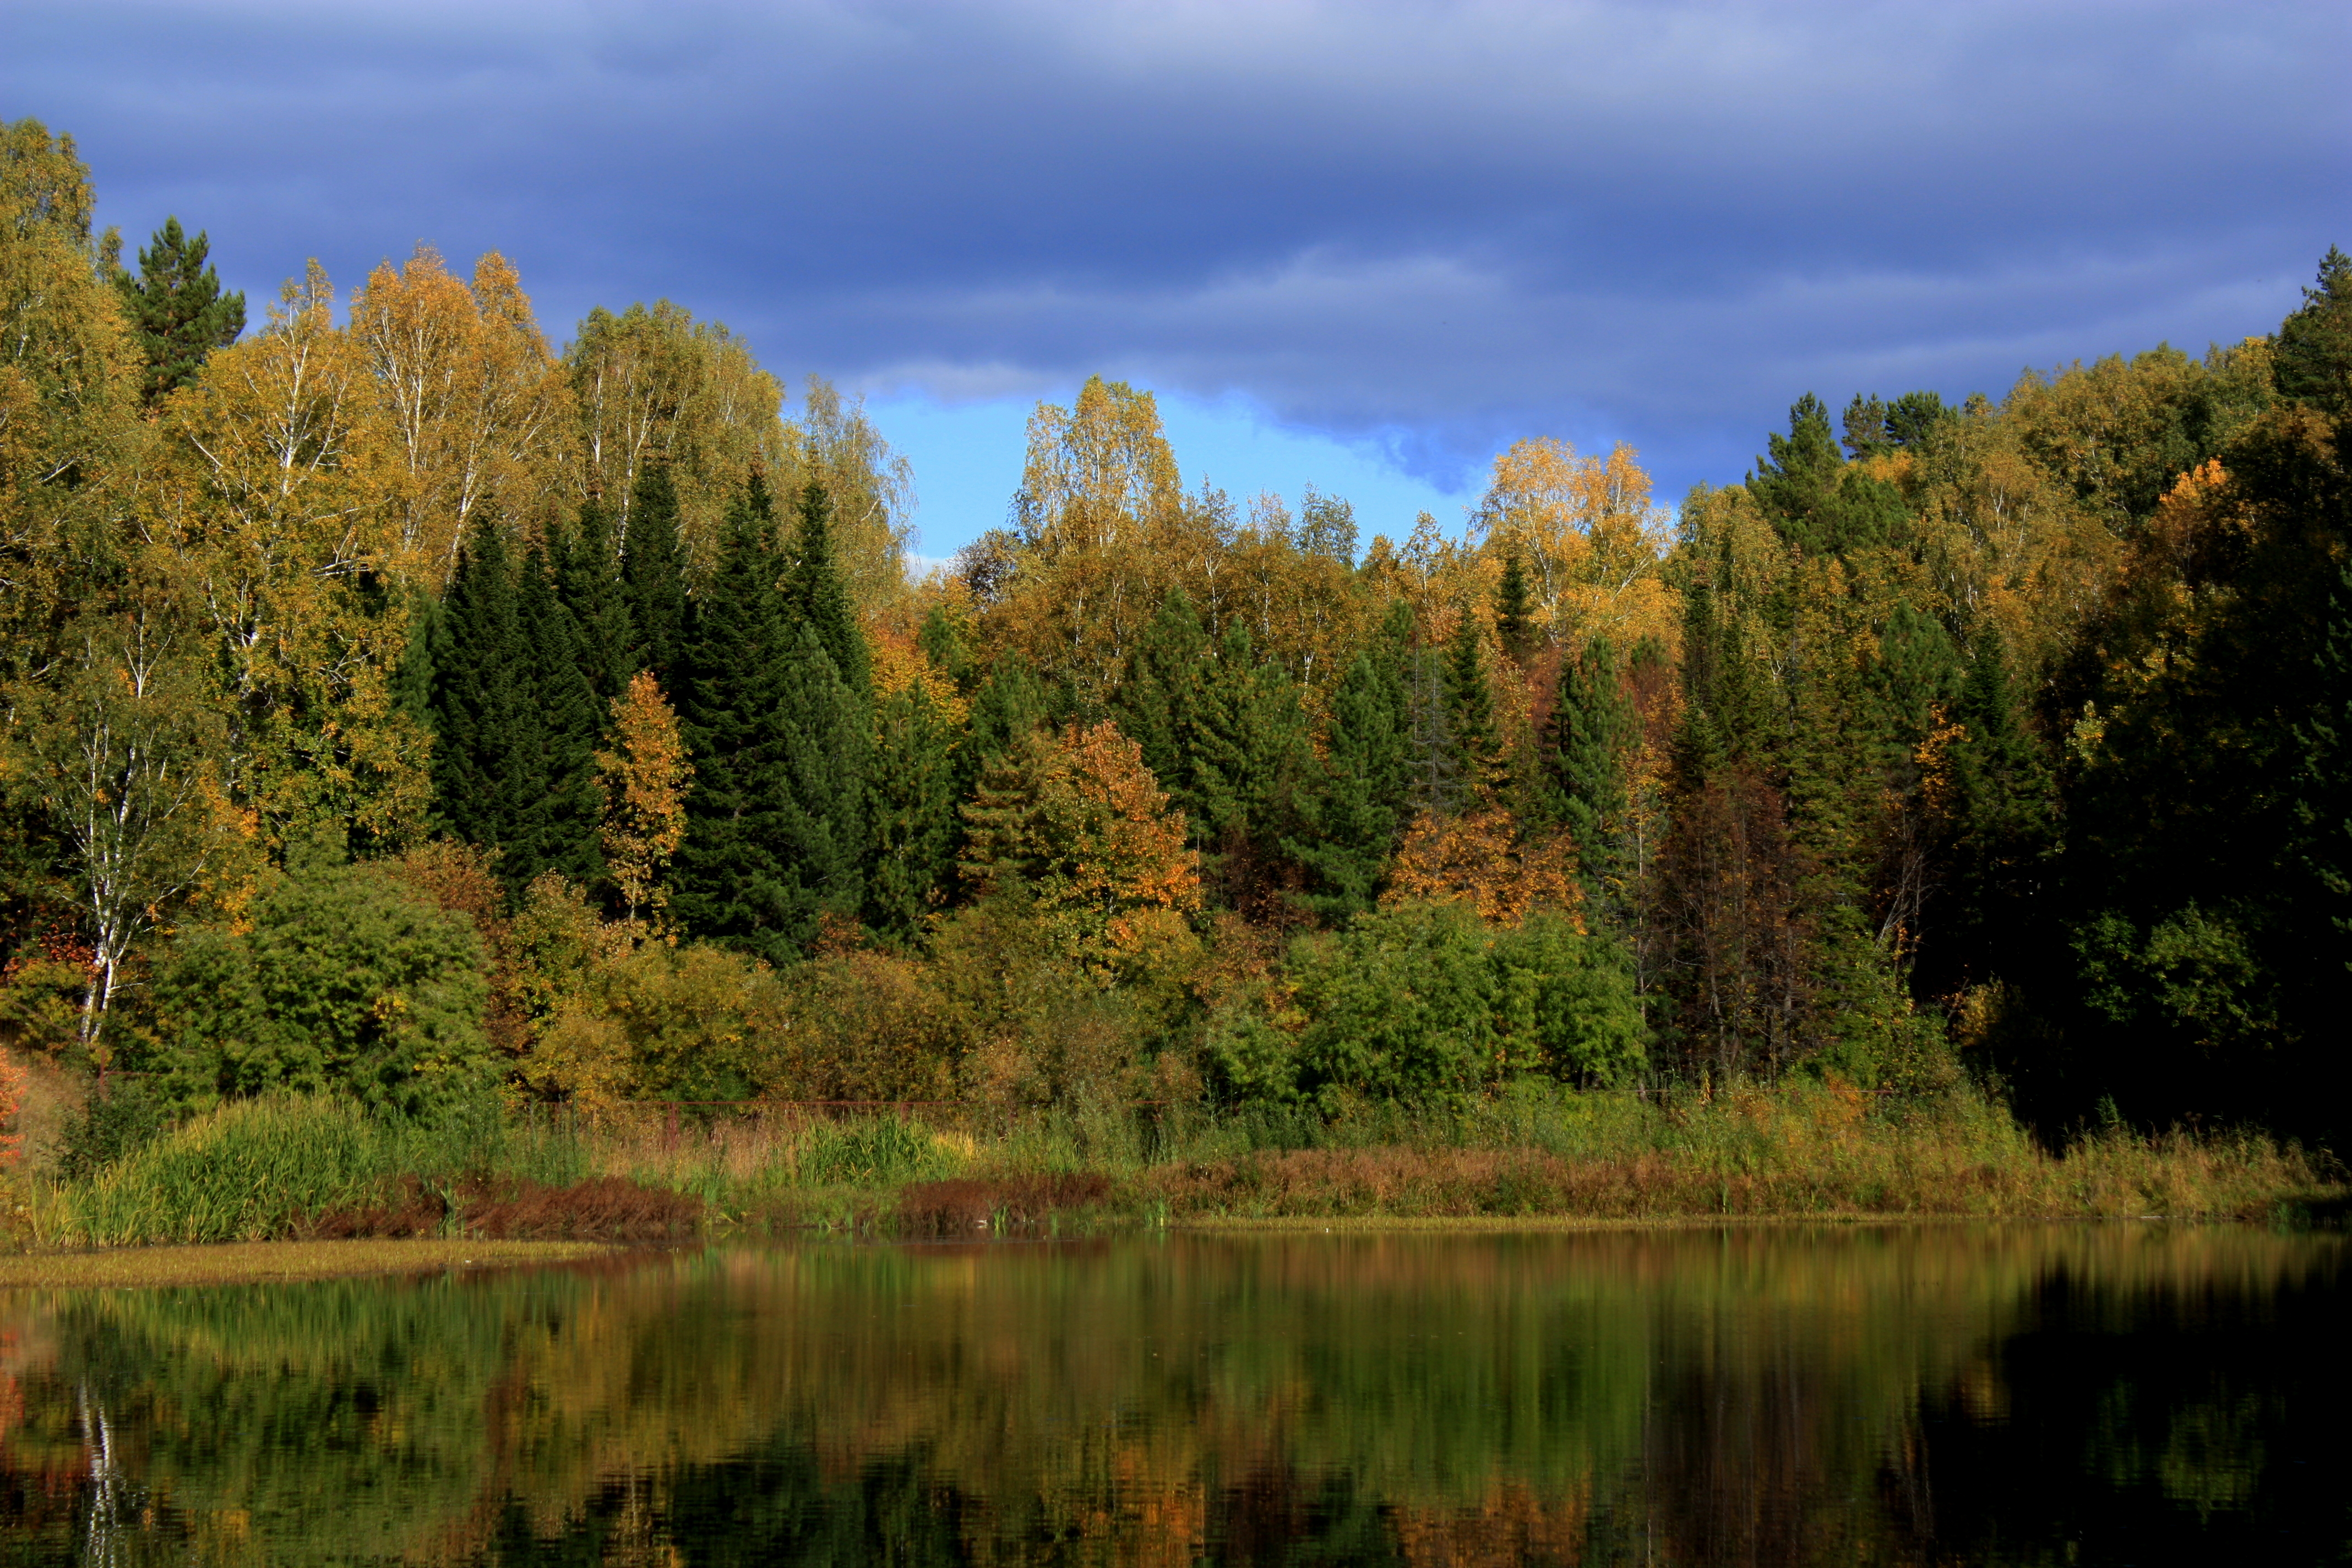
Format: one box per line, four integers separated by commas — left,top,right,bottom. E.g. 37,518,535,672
52,1076,171,1180
1286,901,1648,1108
146,859,493,1118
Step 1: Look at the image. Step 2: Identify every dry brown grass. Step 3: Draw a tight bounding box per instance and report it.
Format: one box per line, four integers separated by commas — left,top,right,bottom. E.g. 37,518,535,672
310,1173,705,1241
898,1173,1113,1234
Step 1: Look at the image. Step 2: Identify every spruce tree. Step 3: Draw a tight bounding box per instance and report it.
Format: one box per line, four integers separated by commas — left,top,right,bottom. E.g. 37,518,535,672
1287,628,1415,920
113,216,244,407
512,542,605,888
555,500,635,703
1541,636,1637,893
670,480,868,959
1189,622,1314,859
427,520,538,871
1442,608,1504,804
1495,548,1536,664
1114,587,1210,801
865,679,960,941
622,464,688,686
770,622,870,943
785,478,869,699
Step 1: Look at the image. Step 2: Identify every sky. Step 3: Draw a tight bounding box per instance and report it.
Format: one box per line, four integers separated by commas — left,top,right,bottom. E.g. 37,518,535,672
6,1,2345,560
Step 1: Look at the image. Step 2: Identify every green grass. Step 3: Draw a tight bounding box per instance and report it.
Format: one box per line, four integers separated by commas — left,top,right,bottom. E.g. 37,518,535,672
32,1094,591,1248
12,1080,2340,1253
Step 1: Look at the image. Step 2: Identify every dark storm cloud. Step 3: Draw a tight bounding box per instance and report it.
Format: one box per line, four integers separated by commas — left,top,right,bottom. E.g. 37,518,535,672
7,0,2344,492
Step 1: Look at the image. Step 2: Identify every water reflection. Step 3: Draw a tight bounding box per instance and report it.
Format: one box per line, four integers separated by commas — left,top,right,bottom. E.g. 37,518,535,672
0,1227,2343,1564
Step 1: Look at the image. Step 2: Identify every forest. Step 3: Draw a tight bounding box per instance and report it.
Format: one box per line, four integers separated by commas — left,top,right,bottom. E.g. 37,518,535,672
3,115,2348,1186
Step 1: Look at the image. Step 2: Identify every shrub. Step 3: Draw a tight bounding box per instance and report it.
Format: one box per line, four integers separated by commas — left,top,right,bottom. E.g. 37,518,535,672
1287,901,1648,1107
147,859,493,1118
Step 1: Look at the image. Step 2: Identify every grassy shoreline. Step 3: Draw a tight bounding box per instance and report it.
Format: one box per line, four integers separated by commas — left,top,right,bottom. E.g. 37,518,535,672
5,1082,2339,1260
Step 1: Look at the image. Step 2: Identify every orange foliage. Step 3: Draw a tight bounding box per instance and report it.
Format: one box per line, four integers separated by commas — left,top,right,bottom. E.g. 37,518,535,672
962,721,1201,974
1383,807,1583,927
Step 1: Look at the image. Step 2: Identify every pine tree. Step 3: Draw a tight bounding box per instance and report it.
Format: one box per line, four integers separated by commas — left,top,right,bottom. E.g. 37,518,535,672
1495,548,1536,664
113,216,244,407
555,500,634,703
511,542,605,887
786,477,869,699
865,679,960,941
427,520,538,874
622,464,688,685
1540,636,1637,892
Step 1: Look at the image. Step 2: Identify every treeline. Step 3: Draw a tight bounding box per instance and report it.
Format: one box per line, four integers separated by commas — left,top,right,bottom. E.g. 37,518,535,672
2,117,2346,1142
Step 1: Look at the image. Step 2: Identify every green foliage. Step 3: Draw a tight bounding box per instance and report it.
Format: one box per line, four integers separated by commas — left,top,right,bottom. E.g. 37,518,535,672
553,499,635,703
2271,246,2352,417
1441,607,1503,802
46,1092,587,1246
622,462,689,683
1277,901,1647,1108
1537,635,1636,891
111,215,244,407
1750,393,1909,557
865,678,960,941
785,477,873,699
1494,548,1534,662
1287,610,1415,919
52,1075,170,1180
146,856,493,1118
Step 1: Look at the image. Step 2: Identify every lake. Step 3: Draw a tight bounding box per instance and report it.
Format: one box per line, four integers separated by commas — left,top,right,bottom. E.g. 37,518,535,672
1,1226,2344,1564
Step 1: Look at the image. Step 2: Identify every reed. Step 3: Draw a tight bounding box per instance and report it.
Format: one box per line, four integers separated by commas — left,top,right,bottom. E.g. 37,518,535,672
15,1080,2339,1254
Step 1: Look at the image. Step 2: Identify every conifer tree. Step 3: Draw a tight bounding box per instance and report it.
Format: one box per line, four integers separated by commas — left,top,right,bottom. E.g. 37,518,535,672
1495,548,1536,664
511,542,604,887
427,520,538,872
917,603,976,693
1540,636,1637,892
622,464,688,685
866,678,960,941
1443,608,1505,804
670,479,868,958
968,657,1051,774
669,478,790,954
1189,622,1314,859
1287,616,1415,919
113,216,244,407
786,477,869,699
1114,587,1210,802
770,621,871,940
555,500,634,703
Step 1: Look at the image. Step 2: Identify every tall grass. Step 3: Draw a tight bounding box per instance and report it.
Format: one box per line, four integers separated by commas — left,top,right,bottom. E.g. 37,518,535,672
39,1095,591,1248
22,1080,2342,1250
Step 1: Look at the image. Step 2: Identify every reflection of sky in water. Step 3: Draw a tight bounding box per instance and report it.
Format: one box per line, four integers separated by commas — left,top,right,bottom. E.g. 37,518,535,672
0,1226,2344,1564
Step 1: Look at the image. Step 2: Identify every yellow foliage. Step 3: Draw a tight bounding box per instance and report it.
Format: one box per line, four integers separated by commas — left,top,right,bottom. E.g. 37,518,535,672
961,721,1201,977
1383,808,1582,928
1475,437,1679,655
348,246,575,587
595,673,693,928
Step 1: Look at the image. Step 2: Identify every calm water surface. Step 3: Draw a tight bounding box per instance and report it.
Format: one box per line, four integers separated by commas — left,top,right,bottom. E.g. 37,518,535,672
0,1226,2344,1565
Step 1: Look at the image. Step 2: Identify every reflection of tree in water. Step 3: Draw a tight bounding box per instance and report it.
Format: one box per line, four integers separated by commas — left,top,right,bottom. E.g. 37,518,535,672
0,1229,2340,1565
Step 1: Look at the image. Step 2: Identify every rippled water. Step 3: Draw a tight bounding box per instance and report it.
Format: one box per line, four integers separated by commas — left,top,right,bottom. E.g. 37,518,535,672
0,1226,2344,1564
